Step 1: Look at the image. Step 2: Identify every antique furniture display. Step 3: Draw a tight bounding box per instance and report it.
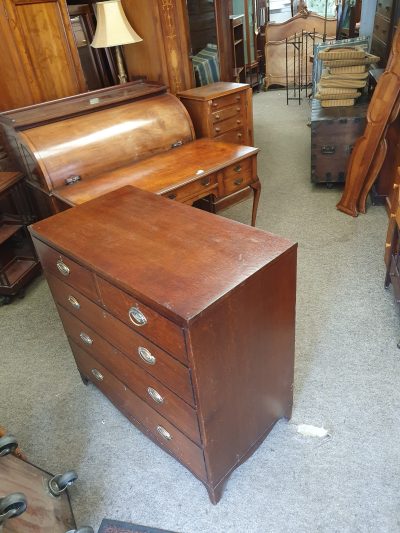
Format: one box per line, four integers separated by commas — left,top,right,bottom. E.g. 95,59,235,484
177,82,254,146
264,12,337,89
337,25,400,217
0,81,260,226
0,433,82,532
29,185,297,504
370,0,399,67
311,98,368,184
0,0,87,112
0,172,40,304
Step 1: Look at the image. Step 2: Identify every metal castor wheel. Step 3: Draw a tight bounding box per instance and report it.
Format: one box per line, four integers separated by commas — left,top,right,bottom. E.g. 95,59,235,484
0,434,18,456
48,471,78,497
0,492,27,526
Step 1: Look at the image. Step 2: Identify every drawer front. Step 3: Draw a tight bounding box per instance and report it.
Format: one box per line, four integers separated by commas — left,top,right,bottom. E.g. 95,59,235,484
97,277,187,363
162,173,218,203
376,0,392,18
373,13,391,44
212,105,242,124
214,128,245,144
213,115,244,137
371,37,388,63
60,307,201,444
71,341,207,482
222,157,255,196
48,277,194,404
210,92,243,110
34,239,99,302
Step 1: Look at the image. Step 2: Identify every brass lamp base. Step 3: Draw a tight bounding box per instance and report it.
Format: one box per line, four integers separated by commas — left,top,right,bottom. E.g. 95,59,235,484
115,46,128,84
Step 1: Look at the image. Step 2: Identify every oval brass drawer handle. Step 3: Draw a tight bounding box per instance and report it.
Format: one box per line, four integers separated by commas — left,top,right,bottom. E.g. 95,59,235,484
147,387,164,404
201,177,211,187
156,425,172,441
128,307,147,327
56,260,70,277
68,295,80,310
79,332,93,345
91,368,103,381
215,114,220,119
138,347,156,365
234,178,244,186
234,165,242,173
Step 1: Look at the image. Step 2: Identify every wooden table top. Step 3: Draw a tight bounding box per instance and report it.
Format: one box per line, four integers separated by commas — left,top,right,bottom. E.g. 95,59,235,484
31,186,295,323
53,138,259,207
176,82,249,101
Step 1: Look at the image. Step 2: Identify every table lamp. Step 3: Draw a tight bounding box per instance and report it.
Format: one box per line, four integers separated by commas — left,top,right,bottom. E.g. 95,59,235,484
91,0,142,84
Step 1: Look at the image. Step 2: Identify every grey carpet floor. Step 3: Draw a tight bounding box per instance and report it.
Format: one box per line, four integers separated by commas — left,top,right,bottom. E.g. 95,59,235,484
1,91,400,533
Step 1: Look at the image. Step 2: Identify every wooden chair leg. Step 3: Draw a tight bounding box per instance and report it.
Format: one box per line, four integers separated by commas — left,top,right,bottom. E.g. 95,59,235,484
250,179,261,227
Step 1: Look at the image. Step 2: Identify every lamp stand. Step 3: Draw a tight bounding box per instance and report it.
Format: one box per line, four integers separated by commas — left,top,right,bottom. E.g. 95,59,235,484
114,46,128,84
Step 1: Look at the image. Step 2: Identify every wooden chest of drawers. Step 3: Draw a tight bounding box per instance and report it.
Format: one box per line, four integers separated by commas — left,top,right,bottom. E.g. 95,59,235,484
29,186,297,504
177,82,254,146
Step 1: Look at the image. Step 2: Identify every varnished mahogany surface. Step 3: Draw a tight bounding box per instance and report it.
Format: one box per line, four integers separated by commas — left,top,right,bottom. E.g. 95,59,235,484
52,139,258,207
31,186,288,323
30,186,297,503
177,82,250,100
0,81,167,130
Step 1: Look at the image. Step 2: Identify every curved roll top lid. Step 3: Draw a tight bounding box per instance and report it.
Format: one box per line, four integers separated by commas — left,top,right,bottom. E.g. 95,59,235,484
19,93,195,191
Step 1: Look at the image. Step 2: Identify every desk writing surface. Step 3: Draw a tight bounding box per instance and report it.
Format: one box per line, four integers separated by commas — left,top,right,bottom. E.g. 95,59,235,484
53,139,259,206
31,186,295,323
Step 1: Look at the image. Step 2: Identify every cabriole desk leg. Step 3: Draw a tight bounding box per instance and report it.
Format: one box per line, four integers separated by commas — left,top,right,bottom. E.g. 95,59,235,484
250,179,261,227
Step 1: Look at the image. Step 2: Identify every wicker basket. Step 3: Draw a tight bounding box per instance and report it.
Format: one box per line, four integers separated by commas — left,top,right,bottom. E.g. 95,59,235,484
329,65,367,74
322,53,380,67
325,71,369,80
319,77,368,89
321,98,355,107
315,90,361,100
318,46,365,61
318,86,362,95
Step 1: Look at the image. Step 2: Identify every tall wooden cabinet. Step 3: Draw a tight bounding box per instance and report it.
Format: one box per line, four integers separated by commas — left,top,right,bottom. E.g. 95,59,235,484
0,0,87,112
370,0,399,66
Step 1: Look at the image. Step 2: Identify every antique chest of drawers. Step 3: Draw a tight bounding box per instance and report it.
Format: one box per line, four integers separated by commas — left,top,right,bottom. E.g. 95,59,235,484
29,186,297,504
177,82,254,146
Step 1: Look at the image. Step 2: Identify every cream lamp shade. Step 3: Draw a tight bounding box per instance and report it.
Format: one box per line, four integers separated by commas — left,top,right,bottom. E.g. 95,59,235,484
91,0,143,48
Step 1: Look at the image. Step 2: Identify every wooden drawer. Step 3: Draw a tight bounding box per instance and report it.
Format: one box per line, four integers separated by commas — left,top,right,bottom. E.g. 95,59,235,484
162,173,218,203
211,104,241,124
373,13,391,44
97,277,187,363
210,92,243,110
214,128,245,144
376,0,392,18
71,342,207,482
34,239,99,302
48,276,195,405
222,157,254,195
213,115,244,137
371,37,388,63
60,307,201,444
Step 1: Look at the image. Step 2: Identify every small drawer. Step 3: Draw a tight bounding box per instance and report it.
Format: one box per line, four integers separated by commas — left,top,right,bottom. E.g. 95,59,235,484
49,276,194,405
373,13,391,44
34,239,99,302
162,173,218,203
213,115,244,137
370,37,387,64
211,105,241,124
97,277,187,363
214,128,245,145
210,92,243,110
71,342,207,482
376,0,392,18
61,312,200,444
222,158,255,196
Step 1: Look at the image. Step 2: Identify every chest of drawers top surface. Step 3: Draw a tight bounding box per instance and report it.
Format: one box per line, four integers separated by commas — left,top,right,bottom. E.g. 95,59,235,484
30,186,295,323
176,82,250,101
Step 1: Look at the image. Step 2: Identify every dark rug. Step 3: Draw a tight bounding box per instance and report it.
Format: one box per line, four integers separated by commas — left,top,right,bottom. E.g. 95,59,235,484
98,519,179,533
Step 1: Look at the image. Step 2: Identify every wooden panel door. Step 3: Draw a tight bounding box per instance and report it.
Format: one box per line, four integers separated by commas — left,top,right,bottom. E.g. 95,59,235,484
0,0,86,111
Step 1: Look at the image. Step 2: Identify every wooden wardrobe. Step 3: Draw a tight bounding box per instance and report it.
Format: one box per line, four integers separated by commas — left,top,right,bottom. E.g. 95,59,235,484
0,0,86,112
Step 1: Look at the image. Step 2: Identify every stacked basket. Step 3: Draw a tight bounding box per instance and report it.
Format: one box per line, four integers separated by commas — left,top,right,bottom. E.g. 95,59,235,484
315,47,380,108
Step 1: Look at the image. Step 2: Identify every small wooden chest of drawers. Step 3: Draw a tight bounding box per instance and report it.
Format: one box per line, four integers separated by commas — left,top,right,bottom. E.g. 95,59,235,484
29,186,297,504
177,82,254,146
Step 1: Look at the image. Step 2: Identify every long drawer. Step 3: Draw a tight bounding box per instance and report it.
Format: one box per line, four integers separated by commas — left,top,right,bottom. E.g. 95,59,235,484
58,305,201,445
210,92,242,110
97,277,187,363
71,341,207,482
212,115,244,137
47,274,195,406
35,240,99,302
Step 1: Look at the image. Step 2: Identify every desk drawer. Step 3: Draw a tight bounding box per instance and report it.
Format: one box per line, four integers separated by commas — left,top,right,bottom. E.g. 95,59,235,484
210,93,242,110
71,342,207,482
35,240,99,302
49,277,194,405
214,128,245,144
61,309,200,444
222,158,254,195
98,277,187,363
213,116,244,137
211,105,241,124
163,174,218,203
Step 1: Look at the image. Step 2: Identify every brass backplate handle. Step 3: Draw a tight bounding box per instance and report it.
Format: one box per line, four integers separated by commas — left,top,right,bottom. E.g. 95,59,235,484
128,307,147,327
